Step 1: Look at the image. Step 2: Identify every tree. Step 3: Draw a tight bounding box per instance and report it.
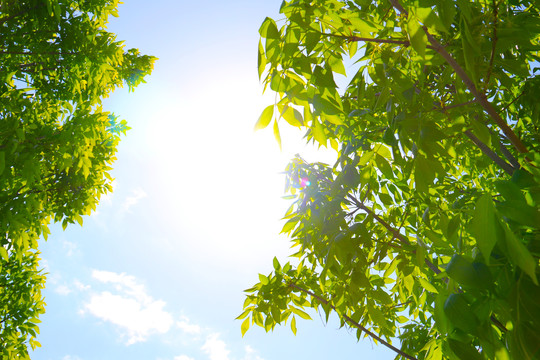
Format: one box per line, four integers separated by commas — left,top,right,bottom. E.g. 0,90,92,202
0,0,156,357
240,1,540,359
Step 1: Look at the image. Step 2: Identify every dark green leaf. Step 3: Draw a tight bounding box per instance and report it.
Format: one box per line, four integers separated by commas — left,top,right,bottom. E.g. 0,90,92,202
470,194,499,264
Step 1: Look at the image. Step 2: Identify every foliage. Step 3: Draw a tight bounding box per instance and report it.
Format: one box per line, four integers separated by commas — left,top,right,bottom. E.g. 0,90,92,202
0,250,45,358
0,0,156,356
241,1,540,359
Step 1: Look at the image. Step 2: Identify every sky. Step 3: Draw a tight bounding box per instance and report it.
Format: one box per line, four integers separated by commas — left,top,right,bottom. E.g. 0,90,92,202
32,1,396,359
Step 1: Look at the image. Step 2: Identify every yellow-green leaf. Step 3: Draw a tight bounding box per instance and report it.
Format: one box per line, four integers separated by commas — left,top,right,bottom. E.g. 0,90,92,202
258,40,266,79
255,105,274,130
273,120,282,150
418,277,438,293
241,317,250,336
281,106,303,127
290,306,311,320
502,223,538,285
407,16,427,58
0,247,8,261
416,7,447,33
312,118,327,146
470,194,499,264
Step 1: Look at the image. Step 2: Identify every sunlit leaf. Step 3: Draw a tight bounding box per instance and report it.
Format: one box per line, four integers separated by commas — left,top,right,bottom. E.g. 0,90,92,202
255,105,274,130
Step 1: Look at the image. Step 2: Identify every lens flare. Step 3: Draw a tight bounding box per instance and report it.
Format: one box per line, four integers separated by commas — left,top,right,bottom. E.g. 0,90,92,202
300,177,311,187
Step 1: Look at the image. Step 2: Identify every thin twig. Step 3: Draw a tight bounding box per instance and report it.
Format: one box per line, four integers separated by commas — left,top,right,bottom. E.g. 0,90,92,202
321,31,409,45
346,194,442,274
288,282,419,360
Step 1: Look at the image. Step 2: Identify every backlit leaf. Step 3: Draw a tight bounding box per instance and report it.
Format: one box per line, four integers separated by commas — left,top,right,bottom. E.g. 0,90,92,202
470,194,499,264
255,105,274,130
407,16,427,58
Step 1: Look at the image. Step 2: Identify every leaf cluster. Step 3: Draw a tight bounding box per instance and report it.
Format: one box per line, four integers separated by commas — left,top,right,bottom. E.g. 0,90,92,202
0,0,156,356
243,1,540,359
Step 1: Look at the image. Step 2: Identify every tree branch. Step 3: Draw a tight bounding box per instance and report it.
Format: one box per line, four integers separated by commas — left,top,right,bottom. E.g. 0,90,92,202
288,282,419,360
321,32,410,46
464,130,515,175
388,0,528,154
346,194,442,274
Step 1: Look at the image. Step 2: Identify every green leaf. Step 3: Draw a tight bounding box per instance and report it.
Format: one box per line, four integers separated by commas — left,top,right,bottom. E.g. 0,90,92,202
255,105,274,130
367,303,386,326
53,1,61,22
258,40,266,79
289,306,312,320
437,0,456,32
312,117,327,146
305,32,321,53
470,194,499,264
312,66,337,89
434,293,449,333
273,257,281,271
444,293,478,334
446,254,492,290
415,155,434,194
407,16,427,58
416,8,447,33
418,277,438,294
290,316,297,335
470,120,491,147
236,308,252,320
0,151,4,175
241,317,250,336
348,17,378,36
281,106,303,127
44,0,53,16
259,274,269,285
448,339,484,360
328,54,346,76
281,217,298,234
259,17,280,39
0,247,8,261
273,120,282,150
502,223,538,285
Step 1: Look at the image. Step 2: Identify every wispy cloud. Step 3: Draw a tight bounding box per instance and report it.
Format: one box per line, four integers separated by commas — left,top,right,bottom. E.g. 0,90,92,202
121,187,147,213
174,356,195,360
177,315,202,335
55,284,72,296
82,270,173,345
62,356,82,360
201,333,230,360
242,345,264,360
62,239,78,257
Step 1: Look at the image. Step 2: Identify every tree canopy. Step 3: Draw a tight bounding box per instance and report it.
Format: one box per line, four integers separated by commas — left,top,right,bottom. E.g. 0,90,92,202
0,0,156,357
240,0,540,359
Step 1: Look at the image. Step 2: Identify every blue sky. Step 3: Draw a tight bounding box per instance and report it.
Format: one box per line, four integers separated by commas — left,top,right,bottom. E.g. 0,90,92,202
32,1,396,359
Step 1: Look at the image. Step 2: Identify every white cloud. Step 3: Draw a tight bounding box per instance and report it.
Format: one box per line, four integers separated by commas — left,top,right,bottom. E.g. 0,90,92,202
83,270,173,345
55,284,72,296
174,356,195,360
62,356,82,360
121,187,147,213
62,239,78,257
201,333,230,360
74,279,90,291
177,315,202,335
241,346,264,360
